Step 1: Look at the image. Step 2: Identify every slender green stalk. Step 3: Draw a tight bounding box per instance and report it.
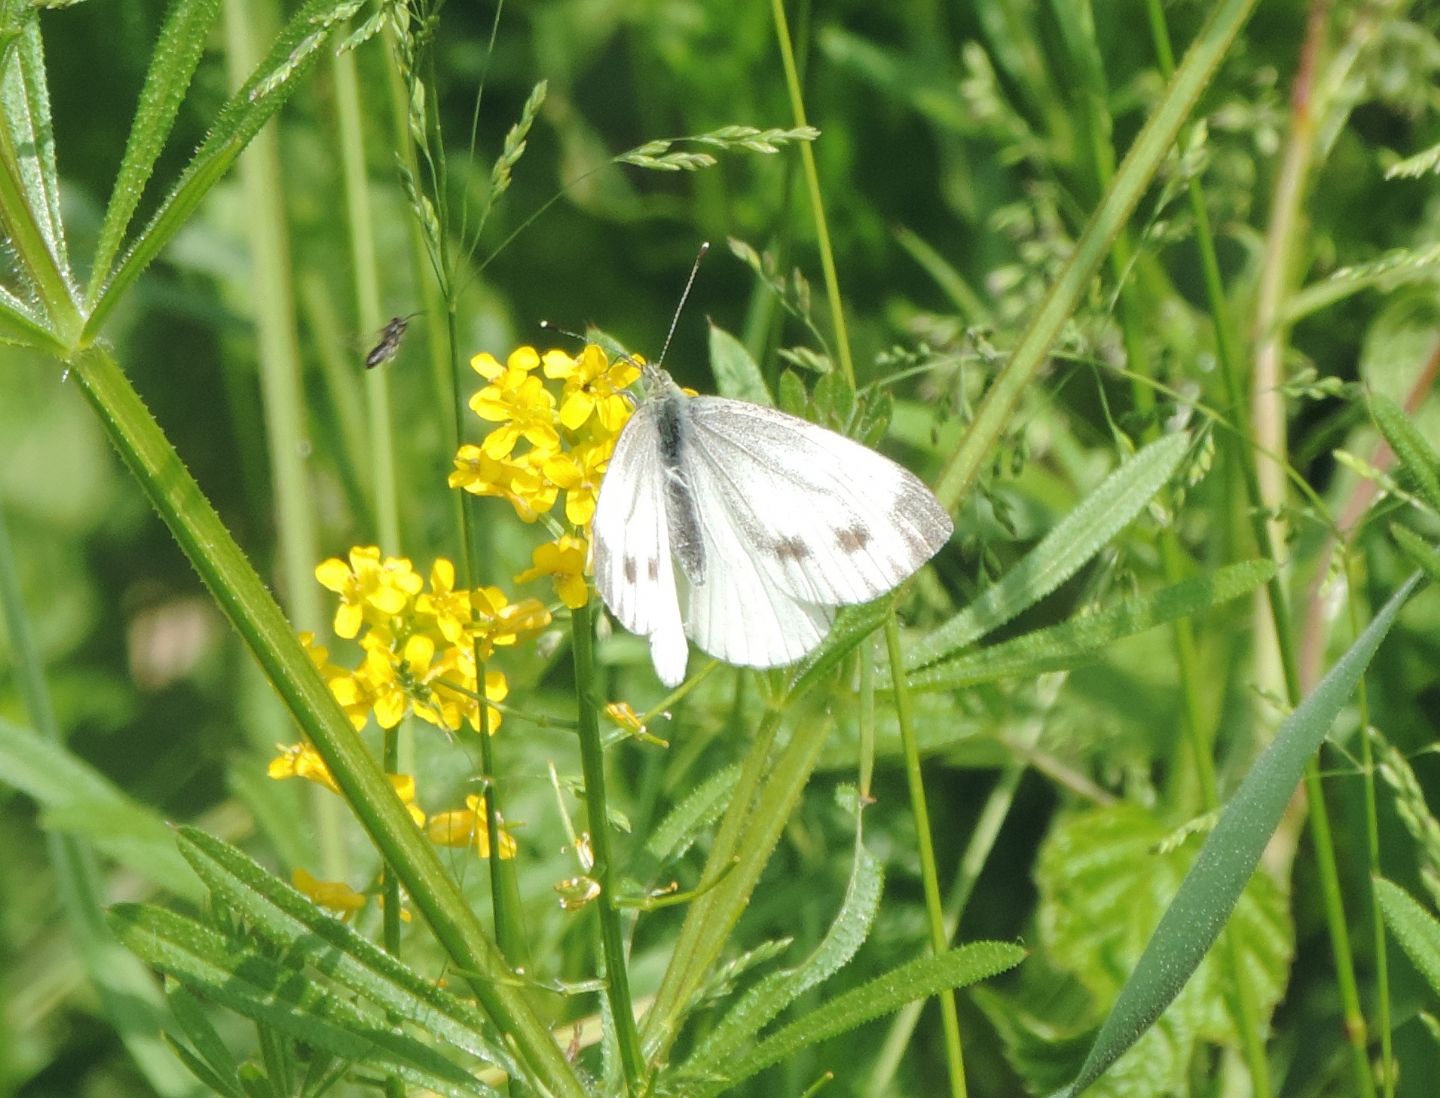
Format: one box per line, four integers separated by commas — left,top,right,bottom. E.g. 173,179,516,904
768,0,854,387
571,600,645,1090
884,616,967,1098
932,0,1259,515
68,345,586,1098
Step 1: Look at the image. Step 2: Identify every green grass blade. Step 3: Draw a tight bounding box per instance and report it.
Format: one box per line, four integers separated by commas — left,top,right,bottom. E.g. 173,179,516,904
908,559,1274,692
109,904,496,1098
689,942,1025,1098
85,0,223,305
1058,573,1421,1098
176,828,517,1073
1375,878,1440,996
84,0,364,339
910,432,1189,668
1391,525,1440,587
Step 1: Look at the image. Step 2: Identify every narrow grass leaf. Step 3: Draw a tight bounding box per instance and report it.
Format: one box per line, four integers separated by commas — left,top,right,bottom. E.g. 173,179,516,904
0,283,61,351
85,0,222,303
85,0,363,337
166,986,245,1098
1058,573,1420,1098
0,717,198,898
642,763,741,866
911,433,1189,668
787,596,895,701
682,838,883,1075
1375,878,1440,995
687,942,1024,1097
176,827,513,1072
709,322,773,405
907,560,1274,692
1391,525,1440,587
1370,393,1440,514
109,904,494,1097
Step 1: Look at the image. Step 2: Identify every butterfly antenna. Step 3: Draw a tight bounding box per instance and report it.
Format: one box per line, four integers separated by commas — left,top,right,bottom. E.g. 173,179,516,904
656,241,710,369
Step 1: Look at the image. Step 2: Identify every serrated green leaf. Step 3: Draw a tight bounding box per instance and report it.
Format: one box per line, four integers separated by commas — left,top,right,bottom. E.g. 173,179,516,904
1376,878,1440,996
907,560,1274,692
642,763,740,866
176,828,514,1073
1370,393,1440,514
85,0,222,303
109,904,494,1097
707,323,771,404
681,838,883,1076
1391,524,1440,587
685,942,1024,1097
1060,574,1420,1098
910,433,1189,669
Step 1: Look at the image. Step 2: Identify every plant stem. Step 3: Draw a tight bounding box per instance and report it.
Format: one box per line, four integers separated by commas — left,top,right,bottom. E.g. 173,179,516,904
571,600,646,1090
885,616,967,1098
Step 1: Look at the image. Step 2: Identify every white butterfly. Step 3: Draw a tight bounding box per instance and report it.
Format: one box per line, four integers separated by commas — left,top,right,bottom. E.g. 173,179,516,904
591,364,952,686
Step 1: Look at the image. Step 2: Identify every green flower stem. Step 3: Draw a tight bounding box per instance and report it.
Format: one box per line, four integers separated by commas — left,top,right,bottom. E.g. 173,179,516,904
932,0,1259,515
570,600,646,1090
68,345,586,1098
885,616,966,1098
769,0,854,387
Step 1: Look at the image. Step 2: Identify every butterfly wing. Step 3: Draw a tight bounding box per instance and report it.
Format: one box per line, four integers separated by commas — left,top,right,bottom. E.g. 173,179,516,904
683,396,953,607
591,403,689,686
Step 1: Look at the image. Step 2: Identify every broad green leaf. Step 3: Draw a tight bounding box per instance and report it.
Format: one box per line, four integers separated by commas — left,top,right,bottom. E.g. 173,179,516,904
85,0,365,338
109,904,495,1097
680,837,884,1076
684,942,1024,1097
907,560,1274,692
86,0,223,303
176,827,515,1073
0,716,199,899
708,322,772,404
1059,573,1420,1098
910,433,1189,669
1370,393,1440,514
1375,878,1440,996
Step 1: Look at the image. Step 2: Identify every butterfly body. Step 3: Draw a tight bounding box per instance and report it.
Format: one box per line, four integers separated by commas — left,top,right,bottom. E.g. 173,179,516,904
592,365,951,686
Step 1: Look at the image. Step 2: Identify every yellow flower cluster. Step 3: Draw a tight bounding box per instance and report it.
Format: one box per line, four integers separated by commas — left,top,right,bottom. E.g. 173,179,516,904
450,344,641,608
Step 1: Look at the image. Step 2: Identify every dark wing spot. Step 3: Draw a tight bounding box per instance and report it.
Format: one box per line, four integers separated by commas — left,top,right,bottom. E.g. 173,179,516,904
623,556,637,584
774,536,811,562
646,558,660,581
836,525,871,553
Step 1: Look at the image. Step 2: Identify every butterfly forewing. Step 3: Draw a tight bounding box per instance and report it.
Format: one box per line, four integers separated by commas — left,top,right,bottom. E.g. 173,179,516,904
683,397,953,607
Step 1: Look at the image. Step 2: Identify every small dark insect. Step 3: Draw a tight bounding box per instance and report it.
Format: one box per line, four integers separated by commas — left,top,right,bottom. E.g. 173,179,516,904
364,313,419,369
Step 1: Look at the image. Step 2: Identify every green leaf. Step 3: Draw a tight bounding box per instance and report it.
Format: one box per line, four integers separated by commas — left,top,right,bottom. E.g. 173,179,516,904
911,433,1190,668
1370,392,1440,514
85,0,364,338
166,986,246,1098
708,322,772,404
85,0,223,303
108,904,496,1097
1391,524,1440,588
0,717,199,899
1059,573,1420,1098
1376,878,1440,997
907,560,1274,692
680,837,884,1076
642,763,741,866
175,827,516,1074
786,596,895,702
684,942,1024,1097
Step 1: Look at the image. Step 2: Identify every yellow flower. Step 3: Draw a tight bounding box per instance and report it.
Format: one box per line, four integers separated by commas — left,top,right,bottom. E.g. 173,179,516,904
469,347,560,458
543,344,642,433
543,437,615,527
293,867,366,915
388,772,427,828
469,586,553,658
315,546,424,639
515,535,589,609
415,559,470,644
426,794,517,859
267,742,339,794
328,667,384,731
449,445,559,522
